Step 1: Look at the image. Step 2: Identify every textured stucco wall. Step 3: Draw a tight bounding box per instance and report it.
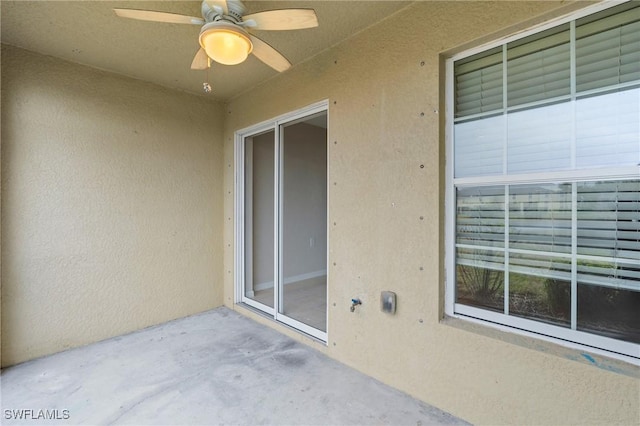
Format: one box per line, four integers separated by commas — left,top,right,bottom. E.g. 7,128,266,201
223,2,639,424
1,45,224,366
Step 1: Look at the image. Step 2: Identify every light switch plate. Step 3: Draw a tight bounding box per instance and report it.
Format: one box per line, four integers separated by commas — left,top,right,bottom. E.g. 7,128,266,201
381,291,396,314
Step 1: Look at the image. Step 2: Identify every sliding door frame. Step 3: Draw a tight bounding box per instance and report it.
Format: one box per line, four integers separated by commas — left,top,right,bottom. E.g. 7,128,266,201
235,100,329,342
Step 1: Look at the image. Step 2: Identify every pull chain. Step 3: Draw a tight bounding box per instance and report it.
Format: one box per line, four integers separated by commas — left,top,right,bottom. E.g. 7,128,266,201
203,58,212,93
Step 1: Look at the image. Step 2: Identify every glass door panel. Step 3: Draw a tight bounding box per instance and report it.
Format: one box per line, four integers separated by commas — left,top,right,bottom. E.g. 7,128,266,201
279,112,328,332
244,130,275,308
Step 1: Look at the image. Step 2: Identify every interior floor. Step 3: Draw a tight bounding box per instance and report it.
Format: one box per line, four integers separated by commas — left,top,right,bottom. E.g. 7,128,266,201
252,275,327,331
1,307,468,426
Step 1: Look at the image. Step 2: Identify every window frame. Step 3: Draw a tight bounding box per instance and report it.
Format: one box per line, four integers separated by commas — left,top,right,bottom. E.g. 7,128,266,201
444,1,640,362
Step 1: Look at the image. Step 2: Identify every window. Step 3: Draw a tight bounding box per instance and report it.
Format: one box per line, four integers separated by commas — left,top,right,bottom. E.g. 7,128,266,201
446,2,640,359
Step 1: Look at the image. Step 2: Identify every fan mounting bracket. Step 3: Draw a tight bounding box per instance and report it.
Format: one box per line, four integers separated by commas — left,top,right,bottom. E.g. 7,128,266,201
202,0,246,24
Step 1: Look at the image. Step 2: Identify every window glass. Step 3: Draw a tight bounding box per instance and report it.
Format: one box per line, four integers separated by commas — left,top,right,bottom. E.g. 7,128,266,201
456,247,505,313
454,115,504,178
507,25,570,107
455,47,503,118
509,253,572,328
456,186,505,248
576,4,640,92
450,1,640,358
453,180,640,350
577,180,639,258
577,283,640,344
506,102,573,173
508,183,572,254
575,88,640,168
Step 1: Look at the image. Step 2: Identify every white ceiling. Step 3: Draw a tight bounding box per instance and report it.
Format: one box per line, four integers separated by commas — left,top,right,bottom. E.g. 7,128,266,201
1,1,412,102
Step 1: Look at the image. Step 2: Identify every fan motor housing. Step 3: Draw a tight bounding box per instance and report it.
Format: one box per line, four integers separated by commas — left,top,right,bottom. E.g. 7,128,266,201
201,0,246,23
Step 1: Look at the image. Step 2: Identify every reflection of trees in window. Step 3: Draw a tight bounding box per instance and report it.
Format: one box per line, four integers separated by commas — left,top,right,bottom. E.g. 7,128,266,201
457,264,504,308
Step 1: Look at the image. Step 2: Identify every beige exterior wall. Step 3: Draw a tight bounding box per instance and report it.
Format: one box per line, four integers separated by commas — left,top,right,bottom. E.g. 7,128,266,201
1,45,225,366
223,2,639,425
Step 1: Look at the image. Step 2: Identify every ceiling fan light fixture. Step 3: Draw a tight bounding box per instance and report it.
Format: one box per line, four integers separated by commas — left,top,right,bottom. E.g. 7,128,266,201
199,21,252,66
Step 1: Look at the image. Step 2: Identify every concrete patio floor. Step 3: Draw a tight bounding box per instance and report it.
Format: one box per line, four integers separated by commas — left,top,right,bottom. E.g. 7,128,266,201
1,307,468,425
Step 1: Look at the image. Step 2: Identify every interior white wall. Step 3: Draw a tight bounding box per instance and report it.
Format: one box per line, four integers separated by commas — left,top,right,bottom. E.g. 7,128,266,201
1,45,225,366
248,131,275,290
282,122,327,281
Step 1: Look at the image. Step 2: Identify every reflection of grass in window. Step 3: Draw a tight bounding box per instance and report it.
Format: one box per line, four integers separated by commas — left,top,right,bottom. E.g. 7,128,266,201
457,257,638,338
509,273,545,317
509,273,546,295
577,258,610,270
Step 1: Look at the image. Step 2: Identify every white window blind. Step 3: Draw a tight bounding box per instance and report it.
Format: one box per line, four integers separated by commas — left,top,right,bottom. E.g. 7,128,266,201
507,26,570,107
454,48,502,118
454,3,640,179
576,4,640,92
456,186,505,249
577,180,640,261
509,184,573,254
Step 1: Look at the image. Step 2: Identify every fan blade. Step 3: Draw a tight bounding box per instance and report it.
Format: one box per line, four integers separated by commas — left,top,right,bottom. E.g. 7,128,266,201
191,48,210,70
250,35,291,72
243,9,318,31
204,0,228,15
114,9,204,25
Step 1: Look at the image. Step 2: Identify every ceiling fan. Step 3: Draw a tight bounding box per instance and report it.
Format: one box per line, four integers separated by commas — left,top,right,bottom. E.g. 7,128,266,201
114,0,318,72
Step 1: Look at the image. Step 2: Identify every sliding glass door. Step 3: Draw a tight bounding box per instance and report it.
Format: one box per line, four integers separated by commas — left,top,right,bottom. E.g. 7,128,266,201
243,129,275,309
237,103,328,341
